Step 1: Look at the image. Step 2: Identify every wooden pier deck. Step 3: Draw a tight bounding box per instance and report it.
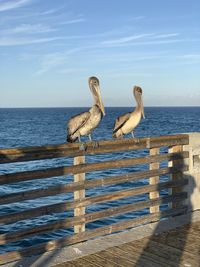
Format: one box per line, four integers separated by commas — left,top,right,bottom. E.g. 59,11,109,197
1,133,200,266
56,220,200,267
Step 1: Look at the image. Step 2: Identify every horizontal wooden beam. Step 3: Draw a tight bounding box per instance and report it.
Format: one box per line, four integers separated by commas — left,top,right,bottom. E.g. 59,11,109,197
0,134,189,164
0,206,187,265
0,166,188,205
0,192,187,245
0,178,188,225
0,151,189,185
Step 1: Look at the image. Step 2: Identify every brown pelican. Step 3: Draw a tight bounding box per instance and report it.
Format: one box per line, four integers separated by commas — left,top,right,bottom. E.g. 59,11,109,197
113,86,145,138
67,76,105,143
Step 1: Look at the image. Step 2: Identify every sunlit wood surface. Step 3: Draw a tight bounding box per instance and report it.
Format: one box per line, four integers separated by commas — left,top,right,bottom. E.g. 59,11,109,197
56,221,200,267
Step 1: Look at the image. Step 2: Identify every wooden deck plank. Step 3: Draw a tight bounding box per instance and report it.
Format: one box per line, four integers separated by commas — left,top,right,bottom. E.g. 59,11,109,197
80,254,119,267
56,257,101,267
111,246,162,267
118,242,171,267
55,221,200,267
132,239,197,267
95,250,135,267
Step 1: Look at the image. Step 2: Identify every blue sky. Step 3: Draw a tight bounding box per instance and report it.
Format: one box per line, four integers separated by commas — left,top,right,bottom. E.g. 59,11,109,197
0,0,200,107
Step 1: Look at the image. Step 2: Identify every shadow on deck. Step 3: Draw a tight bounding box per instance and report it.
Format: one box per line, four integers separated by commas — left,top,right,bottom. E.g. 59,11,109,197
57,217,200,267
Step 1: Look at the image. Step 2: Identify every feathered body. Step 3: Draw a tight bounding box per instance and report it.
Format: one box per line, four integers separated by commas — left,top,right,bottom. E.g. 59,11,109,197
113,86,145,138
67,77,105,143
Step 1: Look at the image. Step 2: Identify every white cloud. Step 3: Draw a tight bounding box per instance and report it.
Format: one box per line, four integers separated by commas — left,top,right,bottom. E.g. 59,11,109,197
34,47,89,76
104,72,152,78
102,33,155,45
182,54,200,60
129,16,146,21
34,52,67,76
96,54,160,63
151,33,179,39
0,0,31,12
1,24,55,35
0,36,65,46
60,68,85,74
101,33,181,47
59,18,86,25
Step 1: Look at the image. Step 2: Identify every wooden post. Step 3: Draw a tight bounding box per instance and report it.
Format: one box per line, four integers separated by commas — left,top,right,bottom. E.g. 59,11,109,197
149,147,160,213
168,145,183,208
74,156,85,233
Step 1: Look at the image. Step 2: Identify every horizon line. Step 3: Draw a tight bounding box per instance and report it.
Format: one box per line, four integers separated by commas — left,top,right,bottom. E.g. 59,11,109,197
0,105,200,109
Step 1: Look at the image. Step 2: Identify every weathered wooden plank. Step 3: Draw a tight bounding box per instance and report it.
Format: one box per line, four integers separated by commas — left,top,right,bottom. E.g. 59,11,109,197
119,242,174,267
0,178,188,225
104,246,141,265
96,249,136,266
69,221,200,267
113,243,154,266
149,148,160,213
150,227,200,266
71,257,101,267
0,193,187,245
79,254,122,267
137,239,189,265
0,207,187,265
0,151,189,185
0,166,189,205
0,134,189,164
74,156,85,233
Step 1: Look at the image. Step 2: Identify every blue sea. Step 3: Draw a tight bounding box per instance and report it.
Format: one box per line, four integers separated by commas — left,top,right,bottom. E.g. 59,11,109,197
0,107,200,253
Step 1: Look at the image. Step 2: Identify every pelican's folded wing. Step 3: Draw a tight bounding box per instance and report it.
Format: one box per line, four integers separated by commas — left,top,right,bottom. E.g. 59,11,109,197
67,111,90,136
113,112,131,133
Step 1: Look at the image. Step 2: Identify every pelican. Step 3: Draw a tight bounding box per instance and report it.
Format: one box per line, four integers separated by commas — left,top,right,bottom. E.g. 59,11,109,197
113,86,145,138
67,76,105,143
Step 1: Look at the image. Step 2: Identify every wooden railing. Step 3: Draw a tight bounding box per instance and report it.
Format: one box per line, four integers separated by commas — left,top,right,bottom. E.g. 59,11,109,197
0,134,189,264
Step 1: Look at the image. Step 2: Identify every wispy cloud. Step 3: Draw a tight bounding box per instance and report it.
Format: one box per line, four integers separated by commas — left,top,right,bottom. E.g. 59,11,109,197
101,32,183,47
38,7,66,16
60,68,85,74
151,33,179,39
0,36,66,46
102,33,155,45
34,52,67,76
59,18,86,25
178,54,200,64
128,16,146,21
34,47,90,76
0,0,31,12
0,7,65,22
1,24,55,35
104,72,152,78
182,54,200,60
96,54,160,63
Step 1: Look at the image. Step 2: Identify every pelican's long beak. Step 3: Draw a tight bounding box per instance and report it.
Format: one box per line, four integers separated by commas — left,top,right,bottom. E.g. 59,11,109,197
92,83,105,116
89,76,105,116
140,95,145,119
97,88,105,116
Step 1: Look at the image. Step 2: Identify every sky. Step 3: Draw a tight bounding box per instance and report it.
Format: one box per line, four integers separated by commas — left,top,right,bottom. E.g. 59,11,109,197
0,0,200,107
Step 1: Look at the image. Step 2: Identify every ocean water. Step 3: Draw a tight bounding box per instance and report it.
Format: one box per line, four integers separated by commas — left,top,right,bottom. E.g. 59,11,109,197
0,107,200,253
